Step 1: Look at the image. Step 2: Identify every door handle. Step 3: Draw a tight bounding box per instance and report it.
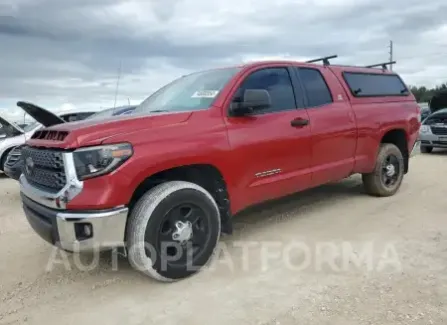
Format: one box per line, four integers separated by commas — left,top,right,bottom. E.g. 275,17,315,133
290,118,309,127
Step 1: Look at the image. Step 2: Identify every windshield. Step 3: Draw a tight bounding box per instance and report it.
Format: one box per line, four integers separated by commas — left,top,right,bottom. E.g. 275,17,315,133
135,67,241,114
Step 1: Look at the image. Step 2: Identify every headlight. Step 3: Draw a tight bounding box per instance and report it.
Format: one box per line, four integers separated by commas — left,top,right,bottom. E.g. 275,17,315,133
73,143,133,180
420,125,431,134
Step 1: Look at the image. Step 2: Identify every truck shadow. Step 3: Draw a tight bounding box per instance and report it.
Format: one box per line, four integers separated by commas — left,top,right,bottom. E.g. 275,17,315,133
86,175,368,279
231,175,365,232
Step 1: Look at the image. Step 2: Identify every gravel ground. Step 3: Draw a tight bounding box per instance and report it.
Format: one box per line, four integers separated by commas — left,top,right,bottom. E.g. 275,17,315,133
0,151,446,325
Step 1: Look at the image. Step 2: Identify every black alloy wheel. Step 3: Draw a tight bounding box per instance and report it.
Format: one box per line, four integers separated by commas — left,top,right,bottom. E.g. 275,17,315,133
149,202,211,268
381,154,400,187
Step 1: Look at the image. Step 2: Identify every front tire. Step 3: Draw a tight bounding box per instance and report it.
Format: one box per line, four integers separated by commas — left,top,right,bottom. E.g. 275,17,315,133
420,146,433,154
126,181,221,282
362,143,405,197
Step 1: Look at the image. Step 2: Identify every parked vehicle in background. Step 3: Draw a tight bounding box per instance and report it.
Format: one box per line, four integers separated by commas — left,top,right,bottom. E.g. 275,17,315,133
419,108,447,153
18,55,420,282
87,105,136,120
0,126,10,139
3,105,136,180
0,118,24,140
0,122,28,139
0,108,96,174
419,103,430,121
419,90,447,153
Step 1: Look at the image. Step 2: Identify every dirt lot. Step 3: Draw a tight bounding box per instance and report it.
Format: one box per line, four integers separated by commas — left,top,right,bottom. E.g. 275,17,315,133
1,152,446,325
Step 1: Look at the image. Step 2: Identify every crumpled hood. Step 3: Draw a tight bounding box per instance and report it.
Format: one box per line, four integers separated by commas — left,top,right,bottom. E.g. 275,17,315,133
30,111,193,148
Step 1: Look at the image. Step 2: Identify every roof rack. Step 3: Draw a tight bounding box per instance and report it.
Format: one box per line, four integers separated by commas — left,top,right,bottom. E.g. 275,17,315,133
364,61,396,70
306,55,338,65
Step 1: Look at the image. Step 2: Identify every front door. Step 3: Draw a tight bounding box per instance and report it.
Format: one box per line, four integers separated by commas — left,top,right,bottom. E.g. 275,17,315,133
223,66,313,210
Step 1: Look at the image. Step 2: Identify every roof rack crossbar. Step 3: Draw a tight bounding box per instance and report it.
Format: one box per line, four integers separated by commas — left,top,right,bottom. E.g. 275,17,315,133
306,55,338,65
364,61,396,70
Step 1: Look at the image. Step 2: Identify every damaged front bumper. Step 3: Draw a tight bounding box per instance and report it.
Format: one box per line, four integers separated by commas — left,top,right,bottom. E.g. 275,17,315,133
20,172,128,252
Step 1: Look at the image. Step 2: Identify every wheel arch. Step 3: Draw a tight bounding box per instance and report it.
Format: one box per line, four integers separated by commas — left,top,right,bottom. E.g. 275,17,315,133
127,163,233,237
380,128,409,173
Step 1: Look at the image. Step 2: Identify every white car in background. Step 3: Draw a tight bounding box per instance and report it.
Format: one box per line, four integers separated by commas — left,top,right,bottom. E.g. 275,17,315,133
0,108,96,172
0,122,28,139
419,90,447,153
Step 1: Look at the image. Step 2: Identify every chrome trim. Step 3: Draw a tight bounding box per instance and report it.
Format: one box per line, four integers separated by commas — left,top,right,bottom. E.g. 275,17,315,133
56,207,128,251
57,206,128,220
19,152,83,209
255,168,282,178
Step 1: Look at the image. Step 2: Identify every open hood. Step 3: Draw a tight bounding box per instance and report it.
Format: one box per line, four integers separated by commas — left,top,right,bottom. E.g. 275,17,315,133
17,101,65,127
429,90,447,113
0,115,24,137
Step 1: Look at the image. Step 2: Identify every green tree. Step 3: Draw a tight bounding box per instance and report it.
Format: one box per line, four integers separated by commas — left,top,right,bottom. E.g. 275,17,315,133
409,83,447,103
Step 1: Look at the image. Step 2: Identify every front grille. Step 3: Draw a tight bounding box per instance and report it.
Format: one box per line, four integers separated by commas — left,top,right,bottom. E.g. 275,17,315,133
21,146,66,192
31,130,69,141
5,146,23,167
431,126,447,136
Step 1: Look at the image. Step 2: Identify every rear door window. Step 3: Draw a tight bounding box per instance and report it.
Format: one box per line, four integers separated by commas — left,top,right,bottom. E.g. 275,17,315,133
297,68,333,108
343,72,409,97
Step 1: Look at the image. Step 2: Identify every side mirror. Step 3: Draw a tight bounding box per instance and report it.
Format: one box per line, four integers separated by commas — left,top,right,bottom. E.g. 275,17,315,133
229,89,271,116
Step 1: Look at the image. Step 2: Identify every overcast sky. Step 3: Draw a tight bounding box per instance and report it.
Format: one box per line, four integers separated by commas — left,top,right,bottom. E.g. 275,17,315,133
1,0,446,121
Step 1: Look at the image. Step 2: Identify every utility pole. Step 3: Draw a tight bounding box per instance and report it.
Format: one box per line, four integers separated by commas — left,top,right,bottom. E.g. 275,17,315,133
388,40,393,71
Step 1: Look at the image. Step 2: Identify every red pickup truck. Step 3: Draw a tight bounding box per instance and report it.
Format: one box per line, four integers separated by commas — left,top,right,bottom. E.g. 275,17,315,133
18,55,421,282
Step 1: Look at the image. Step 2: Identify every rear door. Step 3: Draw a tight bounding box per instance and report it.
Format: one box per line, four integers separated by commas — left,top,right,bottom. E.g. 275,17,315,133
293,66,357,186
224,66,313,209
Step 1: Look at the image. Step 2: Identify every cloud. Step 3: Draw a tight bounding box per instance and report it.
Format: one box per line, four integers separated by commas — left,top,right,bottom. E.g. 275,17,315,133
0,0,446,121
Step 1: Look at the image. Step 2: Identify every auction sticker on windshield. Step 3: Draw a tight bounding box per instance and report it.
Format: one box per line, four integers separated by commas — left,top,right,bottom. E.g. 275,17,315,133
191,90,219,98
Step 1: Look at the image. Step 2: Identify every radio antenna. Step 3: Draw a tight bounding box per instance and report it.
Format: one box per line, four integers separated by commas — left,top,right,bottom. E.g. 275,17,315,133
113,59,122,111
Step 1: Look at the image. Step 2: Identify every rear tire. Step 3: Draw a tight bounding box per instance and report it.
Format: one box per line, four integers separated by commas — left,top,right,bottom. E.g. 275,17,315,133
362,143,405,197
126,181,221,282
420,146,433,154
